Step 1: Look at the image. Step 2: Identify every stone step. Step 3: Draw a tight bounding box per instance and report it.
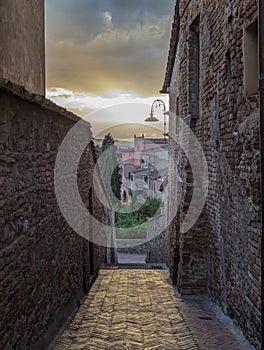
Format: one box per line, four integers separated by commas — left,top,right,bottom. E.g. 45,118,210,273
101,263,168,270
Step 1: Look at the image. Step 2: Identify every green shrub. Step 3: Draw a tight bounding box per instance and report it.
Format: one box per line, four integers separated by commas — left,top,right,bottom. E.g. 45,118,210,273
116,223,147,239
115,197,162,239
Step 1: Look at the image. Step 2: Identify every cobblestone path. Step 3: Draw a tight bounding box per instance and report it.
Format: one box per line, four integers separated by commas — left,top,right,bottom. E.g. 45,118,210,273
54,270,245,350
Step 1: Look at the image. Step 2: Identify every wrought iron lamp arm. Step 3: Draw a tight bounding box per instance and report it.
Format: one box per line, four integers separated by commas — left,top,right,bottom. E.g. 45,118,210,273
145,99,169,140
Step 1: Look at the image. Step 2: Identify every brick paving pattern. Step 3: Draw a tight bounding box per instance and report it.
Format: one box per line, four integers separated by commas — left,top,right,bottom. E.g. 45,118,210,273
54,270,245,350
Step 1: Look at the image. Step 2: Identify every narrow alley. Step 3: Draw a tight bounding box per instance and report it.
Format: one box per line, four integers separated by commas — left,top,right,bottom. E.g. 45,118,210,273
53,269,244,350
1,1,263,349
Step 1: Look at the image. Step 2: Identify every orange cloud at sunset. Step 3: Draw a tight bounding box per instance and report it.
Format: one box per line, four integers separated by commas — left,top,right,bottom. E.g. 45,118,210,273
45,0,174,137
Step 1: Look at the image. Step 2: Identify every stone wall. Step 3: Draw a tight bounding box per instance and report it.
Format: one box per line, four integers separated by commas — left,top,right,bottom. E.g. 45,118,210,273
0,80,111,349
146,216,168,265
0,1,45,95
166,0,261,348
117,239,147,254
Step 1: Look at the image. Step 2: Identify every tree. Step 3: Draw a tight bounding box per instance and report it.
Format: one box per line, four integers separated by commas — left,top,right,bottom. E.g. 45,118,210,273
101,133,114,153
137,197,162,221
99,133,121,202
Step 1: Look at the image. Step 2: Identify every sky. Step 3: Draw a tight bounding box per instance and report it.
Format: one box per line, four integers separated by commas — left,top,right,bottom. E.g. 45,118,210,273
45,0,174,138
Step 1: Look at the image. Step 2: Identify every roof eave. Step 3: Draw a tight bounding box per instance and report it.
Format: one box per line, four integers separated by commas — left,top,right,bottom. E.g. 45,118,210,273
160,1,180,94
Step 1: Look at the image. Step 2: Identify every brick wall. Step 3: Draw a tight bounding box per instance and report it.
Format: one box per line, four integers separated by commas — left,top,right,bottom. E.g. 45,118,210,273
146,216,167,264
0,1,45,95
166,0,261,348
0,80,111,349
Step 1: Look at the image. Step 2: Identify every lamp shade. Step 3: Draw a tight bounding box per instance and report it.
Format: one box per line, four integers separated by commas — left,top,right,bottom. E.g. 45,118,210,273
145,115,159,122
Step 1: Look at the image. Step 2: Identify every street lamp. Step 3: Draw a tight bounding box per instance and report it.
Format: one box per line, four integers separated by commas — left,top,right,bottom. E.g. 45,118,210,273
145,99,169,139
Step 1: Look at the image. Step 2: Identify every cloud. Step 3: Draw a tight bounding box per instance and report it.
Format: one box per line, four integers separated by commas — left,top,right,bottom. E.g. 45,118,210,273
45,0,175,97
47,87,168,114
47,87,169,138
103,11,112,28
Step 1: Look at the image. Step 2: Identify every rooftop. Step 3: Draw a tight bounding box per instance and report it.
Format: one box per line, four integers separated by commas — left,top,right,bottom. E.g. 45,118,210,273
160,1,180,94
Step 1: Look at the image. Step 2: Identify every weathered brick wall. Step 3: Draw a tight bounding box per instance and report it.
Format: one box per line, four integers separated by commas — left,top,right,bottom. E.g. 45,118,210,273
146,216,167,264
0,81,110,349
167,0,261,348
0,1,45,95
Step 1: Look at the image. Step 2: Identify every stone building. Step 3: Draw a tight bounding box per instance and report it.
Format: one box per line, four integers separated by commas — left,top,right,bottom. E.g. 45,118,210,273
119,134,168,169
0,2,115,348
161,0,261,348
119,135,168,203
0,0,45,95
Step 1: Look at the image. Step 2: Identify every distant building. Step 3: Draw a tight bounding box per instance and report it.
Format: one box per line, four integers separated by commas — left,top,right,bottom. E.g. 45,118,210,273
120,134,168,203
119,134,168,168
147,169,168,202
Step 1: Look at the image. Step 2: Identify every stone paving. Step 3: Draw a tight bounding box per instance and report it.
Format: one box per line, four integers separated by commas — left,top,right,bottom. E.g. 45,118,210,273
54,270,245,350
117,253,146,264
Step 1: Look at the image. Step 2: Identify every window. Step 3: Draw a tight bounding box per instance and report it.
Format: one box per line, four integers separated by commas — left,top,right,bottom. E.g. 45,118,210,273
188,17,200,118
225,50,232,82
176,96,179,116
244,19,259,95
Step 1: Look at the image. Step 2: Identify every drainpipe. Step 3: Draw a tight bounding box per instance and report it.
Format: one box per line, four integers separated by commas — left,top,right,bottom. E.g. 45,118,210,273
259,0,264,347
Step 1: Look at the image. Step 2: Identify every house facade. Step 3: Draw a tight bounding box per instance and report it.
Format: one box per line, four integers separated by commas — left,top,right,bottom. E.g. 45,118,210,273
119,135,168,204
161,0,261,348
119,134,168,169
